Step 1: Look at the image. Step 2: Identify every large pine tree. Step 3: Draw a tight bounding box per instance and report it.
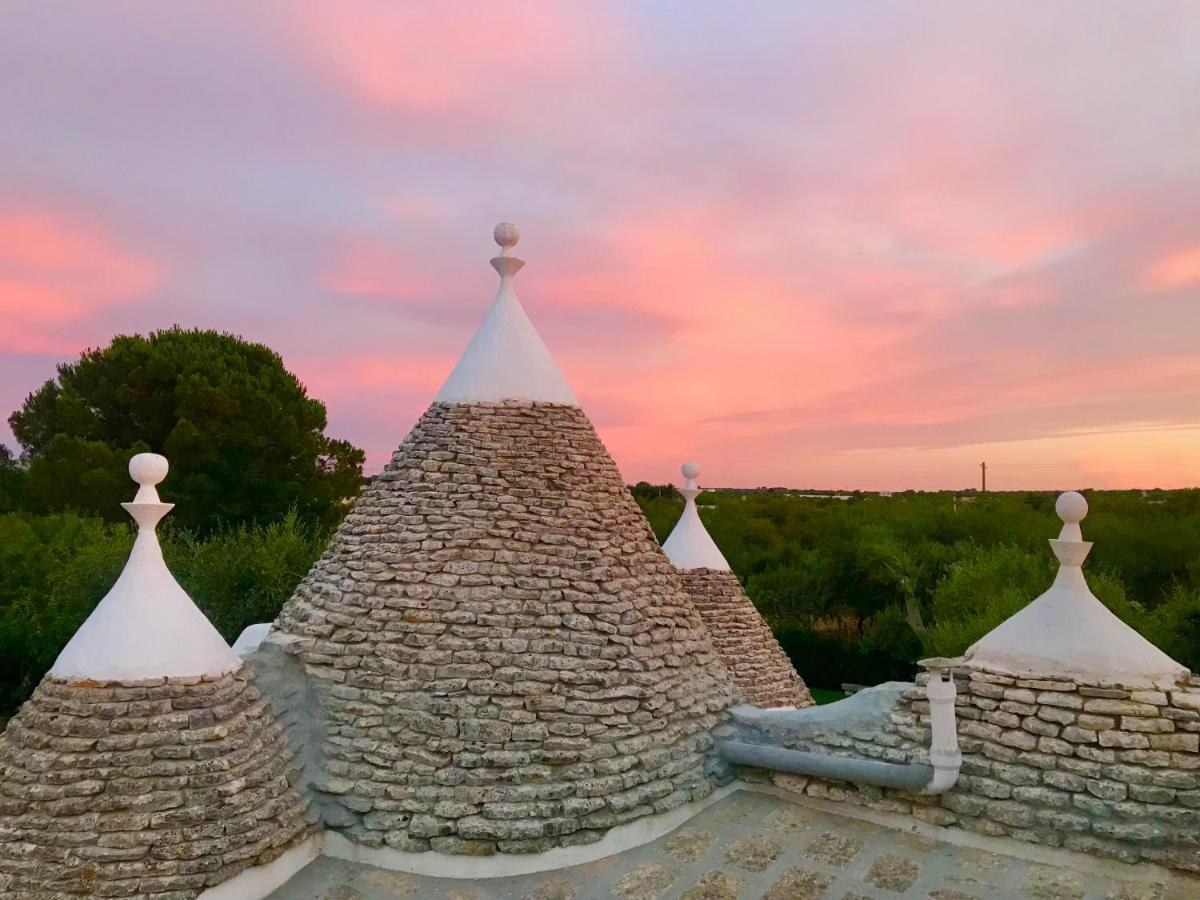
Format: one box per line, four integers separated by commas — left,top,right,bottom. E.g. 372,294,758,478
10,327,364,531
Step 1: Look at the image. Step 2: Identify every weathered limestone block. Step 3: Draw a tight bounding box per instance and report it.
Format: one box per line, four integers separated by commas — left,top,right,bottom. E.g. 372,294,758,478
675,569,812,709
754,665,1200,874
0,669,314,897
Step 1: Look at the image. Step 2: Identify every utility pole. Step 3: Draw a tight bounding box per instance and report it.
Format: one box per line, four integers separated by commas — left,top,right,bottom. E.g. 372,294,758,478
981,461,987,492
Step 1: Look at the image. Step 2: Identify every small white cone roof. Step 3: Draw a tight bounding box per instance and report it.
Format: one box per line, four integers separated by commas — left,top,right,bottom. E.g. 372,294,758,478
965,491,1188,685
435,223,578,406
50,453,241,681
662,462,731,571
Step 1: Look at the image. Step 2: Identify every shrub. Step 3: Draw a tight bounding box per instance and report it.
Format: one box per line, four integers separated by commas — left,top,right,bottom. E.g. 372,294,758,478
0,510,329,714
165,512,328,642
0,513,133,710
922,544,1135,658
775,621,918,690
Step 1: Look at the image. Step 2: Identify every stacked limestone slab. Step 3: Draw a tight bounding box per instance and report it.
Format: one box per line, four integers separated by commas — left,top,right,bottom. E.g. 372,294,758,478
742,666,1200,872
738,492,1200,873
0,671,312,898
662,463,812,709
264,226,736,856
0,454,313,898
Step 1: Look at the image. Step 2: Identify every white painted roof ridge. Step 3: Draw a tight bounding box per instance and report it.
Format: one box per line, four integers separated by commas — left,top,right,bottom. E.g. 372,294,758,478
662,461,732,571
435,223,579,406
51,453,241,681
965,491,1188,684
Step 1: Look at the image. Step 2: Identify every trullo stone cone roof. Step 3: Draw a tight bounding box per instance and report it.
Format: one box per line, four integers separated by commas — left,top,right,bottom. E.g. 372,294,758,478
265,225,737,856
662,462,813,709
965,491,1189,688
0,454,313,899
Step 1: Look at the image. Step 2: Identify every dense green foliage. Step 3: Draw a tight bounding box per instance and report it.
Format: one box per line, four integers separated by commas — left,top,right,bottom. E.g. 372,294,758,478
0,488,1196,717
0,328,371,716
637,488,1200,690
7,328,364,531
0,511,327,714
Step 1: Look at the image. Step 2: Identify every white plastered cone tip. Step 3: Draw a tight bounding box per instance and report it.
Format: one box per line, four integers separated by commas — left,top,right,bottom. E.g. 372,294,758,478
50,452,241,681
435,223,579,406
964,491,1187,685
662,461,731,572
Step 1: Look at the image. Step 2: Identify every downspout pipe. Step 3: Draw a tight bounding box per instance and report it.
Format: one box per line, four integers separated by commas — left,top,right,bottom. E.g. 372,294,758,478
718,664,962,795
717,740,934,791
924,664,962,793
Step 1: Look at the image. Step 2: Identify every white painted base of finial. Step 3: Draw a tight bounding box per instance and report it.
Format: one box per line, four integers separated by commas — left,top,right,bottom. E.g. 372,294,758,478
964,491,1187,684
50,453,240,681
662,462,731,571
434,224,578,406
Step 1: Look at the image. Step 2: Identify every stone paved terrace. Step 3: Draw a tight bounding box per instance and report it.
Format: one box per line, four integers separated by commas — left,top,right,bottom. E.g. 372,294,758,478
268,789,1200,900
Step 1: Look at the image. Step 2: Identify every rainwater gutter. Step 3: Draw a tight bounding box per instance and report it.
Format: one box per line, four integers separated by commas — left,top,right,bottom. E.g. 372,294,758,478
717,663,961,795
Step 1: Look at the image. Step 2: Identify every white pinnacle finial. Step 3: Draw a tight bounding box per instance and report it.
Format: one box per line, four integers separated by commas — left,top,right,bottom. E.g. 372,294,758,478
1055,490,1087,544
491,222,524,277
50,450,241,680
494,222,519,253
435,222,577,405
964,487,1187,683
130,452,168,503
1056,491,1087,524
123,453,173,532
661,459,730,571
682,461,700,492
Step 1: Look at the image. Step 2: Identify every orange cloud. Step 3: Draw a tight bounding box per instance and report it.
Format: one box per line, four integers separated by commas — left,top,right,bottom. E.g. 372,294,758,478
1142,246,1200,291
0,211,158,353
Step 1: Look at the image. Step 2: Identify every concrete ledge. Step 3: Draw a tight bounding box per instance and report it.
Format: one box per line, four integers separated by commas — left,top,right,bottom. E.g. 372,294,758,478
322,783,739,879
198,834,322,900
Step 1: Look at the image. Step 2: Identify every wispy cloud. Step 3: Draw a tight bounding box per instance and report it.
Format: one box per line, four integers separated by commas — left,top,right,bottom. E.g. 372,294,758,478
0,2,1196,488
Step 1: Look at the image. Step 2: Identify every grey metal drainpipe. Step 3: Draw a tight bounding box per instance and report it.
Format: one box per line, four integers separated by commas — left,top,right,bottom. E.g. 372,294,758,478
717,740,935,791
717,663,962,795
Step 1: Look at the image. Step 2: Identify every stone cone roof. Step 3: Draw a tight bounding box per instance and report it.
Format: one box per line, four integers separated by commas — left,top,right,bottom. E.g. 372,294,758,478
661,465,811,709
0,669,314,899
266,227,736,854
965,492,1188,688
676,569,813,709
268,400,738,854
0,453,314,898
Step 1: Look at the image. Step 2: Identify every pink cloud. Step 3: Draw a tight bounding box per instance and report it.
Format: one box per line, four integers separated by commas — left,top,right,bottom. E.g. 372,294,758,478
284,1,618,120
1,4,1197,488
0,210,158,354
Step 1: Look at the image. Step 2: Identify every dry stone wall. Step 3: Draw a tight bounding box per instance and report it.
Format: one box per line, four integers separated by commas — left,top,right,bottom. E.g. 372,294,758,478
678,569,811,709
0,668,313,898
269,401,737,856
739,667,1200,873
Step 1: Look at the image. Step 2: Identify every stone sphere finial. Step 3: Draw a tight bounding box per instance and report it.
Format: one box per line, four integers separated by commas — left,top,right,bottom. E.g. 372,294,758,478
681,461,701,481
129,453,168,489
1056,491,1088,525
494,222,520,250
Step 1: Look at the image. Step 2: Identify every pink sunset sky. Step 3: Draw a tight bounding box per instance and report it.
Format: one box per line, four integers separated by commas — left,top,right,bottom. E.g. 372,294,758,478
1,2,1197,491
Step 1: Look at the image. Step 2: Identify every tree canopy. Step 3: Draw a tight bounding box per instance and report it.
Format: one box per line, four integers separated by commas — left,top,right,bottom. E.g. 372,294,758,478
8,328,364,530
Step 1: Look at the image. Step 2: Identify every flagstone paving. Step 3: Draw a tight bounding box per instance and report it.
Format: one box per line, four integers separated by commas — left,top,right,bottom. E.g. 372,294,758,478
270,789,1200,900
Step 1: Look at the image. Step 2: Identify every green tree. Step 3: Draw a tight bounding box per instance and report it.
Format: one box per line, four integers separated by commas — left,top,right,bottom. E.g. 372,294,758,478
9,328,364,531
0,512,133,709
0,444,28,512
0,509,328,714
